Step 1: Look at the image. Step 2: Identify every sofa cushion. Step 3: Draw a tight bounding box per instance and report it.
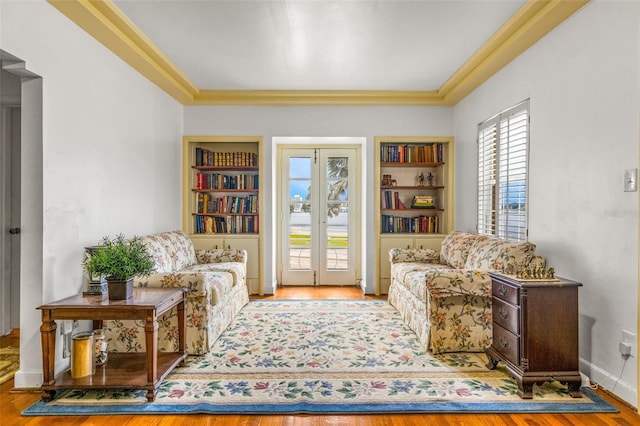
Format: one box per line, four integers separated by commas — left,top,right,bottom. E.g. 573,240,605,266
141,231,196,273
391,262,453,297
184,262,246,288
206,271,235,305
165,231,196,271
140,234,174,273
439,231,489,268
400,270,432,303
162,230,197,270
464,237,536,273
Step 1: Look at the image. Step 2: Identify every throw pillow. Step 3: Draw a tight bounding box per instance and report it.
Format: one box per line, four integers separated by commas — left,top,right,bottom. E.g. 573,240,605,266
439,231,489,268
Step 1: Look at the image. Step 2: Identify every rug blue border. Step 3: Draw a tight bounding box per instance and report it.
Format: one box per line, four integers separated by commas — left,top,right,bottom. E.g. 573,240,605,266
21,388,618,416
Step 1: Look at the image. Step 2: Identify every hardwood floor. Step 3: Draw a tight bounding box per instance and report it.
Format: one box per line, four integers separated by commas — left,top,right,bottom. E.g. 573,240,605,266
2,286,638,425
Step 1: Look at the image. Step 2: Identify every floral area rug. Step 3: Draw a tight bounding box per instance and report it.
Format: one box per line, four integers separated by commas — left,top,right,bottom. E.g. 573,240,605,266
23,300,617,415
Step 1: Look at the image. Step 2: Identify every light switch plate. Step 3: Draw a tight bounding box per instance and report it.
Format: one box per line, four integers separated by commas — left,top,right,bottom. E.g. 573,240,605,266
624,169,637,192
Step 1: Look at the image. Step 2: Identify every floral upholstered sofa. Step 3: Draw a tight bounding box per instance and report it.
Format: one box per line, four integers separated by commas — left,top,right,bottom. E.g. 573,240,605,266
387,231,545,354
103,230,249,355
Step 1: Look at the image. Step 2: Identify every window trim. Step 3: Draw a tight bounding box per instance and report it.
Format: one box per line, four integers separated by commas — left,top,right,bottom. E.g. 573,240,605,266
477,99,530,242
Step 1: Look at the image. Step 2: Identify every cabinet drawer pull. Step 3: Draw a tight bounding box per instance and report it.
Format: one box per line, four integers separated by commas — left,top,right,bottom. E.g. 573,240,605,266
498,336,510,349
499,307,509,320
498,285,507,297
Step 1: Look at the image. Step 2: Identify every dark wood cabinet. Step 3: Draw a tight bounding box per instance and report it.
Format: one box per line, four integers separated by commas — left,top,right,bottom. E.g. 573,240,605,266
486,273,583,399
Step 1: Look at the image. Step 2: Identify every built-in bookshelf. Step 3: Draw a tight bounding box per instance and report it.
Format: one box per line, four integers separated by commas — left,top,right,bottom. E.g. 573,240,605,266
191,146,259,234
375,136,454,295
183,136,264,294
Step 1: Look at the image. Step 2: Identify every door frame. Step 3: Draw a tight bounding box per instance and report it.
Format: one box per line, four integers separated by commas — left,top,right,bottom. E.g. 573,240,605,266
279,147,357,286
0,104,21,335
275,137,364,289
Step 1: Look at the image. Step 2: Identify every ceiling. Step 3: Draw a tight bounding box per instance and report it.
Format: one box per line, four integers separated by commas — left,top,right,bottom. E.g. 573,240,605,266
113,0,525,91
48,0,589,105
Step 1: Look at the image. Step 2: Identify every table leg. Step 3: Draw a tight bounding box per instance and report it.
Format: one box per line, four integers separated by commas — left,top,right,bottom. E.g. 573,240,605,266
567,380,583,398
145,389,158,402
39,309,57,401
177,294,186,365
144,310,159,393
485,352,499,370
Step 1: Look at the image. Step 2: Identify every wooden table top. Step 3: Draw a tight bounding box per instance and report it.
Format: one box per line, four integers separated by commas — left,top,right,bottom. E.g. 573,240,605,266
37,287,186,310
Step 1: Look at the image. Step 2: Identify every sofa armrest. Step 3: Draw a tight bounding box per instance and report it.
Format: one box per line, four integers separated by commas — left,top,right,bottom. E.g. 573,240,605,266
134,272,211,298
195,249,247,265
389,248,439,264
425,269,492,298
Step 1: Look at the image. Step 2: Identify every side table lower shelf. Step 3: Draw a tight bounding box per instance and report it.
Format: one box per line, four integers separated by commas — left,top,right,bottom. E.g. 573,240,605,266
41,352,186,400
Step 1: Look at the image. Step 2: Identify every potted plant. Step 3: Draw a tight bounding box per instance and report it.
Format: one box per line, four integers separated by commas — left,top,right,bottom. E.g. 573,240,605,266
83,234,154,300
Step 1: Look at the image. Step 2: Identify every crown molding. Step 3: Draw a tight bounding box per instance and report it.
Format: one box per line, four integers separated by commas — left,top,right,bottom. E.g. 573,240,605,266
439,0,590,105
48,0,589,106
48,0,198,104
193,90,443,106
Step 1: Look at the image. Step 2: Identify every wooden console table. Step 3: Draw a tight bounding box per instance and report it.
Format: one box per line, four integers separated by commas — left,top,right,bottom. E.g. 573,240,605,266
38,287,187,402
486,273,583,399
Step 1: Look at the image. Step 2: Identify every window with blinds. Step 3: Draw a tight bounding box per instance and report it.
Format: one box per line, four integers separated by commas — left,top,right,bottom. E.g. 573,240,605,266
477,100,529,242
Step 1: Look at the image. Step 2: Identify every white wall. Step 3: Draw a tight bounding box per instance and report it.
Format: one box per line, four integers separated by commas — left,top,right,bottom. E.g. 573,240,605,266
184,106,453,294
1,1,183,387
453,0,639,406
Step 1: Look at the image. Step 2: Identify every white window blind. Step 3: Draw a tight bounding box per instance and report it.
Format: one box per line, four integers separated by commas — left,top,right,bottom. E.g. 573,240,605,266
477,100,529,242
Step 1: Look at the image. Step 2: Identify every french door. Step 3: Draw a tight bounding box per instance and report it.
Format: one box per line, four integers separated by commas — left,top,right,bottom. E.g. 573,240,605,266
280,148,357,286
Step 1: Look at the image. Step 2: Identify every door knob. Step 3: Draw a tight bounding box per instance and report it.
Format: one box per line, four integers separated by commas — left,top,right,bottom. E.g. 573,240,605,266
9,228,20,235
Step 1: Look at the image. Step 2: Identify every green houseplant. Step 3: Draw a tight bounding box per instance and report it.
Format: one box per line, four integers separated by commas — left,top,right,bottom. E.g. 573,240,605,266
83,234,154,300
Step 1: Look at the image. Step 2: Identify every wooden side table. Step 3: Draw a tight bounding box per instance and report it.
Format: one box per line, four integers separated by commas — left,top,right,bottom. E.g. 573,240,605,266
486,273,583,399
38,287,187,402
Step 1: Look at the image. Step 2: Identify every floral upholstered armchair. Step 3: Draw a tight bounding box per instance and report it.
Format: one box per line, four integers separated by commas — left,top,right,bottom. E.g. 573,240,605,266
388,231,544,354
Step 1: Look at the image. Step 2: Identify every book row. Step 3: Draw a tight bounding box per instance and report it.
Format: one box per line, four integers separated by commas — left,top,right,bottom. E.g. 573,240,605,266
381,191,437,210
381,214,439,234
195,148,258,167
194,215,259,234
381,143,444,164
196,194,258,214
195,173,259,190
381,191,406,210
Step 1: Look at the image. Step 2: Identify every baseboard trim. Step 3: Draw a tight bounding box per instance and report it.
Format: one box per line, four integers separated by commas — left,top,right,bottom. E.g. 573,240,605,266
13,370,42,389
580,357,637,409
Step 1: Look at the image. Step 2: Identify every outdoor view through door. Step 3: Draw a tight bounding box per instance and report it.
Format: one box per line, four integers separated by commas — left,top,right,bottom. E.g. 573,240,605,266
281,148,357,286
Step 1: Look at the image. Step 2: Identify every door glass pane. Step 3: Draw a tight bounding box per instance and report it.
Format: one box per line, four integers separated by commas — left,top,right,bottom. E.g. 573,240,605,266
325,156,348,270
289,157,311,270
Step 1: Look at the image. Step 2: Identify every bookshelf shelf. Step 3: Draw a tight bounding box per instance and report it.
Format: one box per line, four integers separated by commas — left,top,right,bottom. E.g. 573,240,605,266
380,162,444,167
375,136,454,295
380,186,444,190
192,213,259,217
183,136,264,294
192,189,259,193
381,208,445,212
193,166,258,171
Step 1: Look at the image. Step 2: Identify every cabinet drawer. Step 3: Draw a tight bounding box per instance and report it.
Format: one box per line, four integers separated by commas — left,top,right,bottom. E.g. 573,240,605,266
492,280,519,305
493,297,519,334
492,324,519,366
